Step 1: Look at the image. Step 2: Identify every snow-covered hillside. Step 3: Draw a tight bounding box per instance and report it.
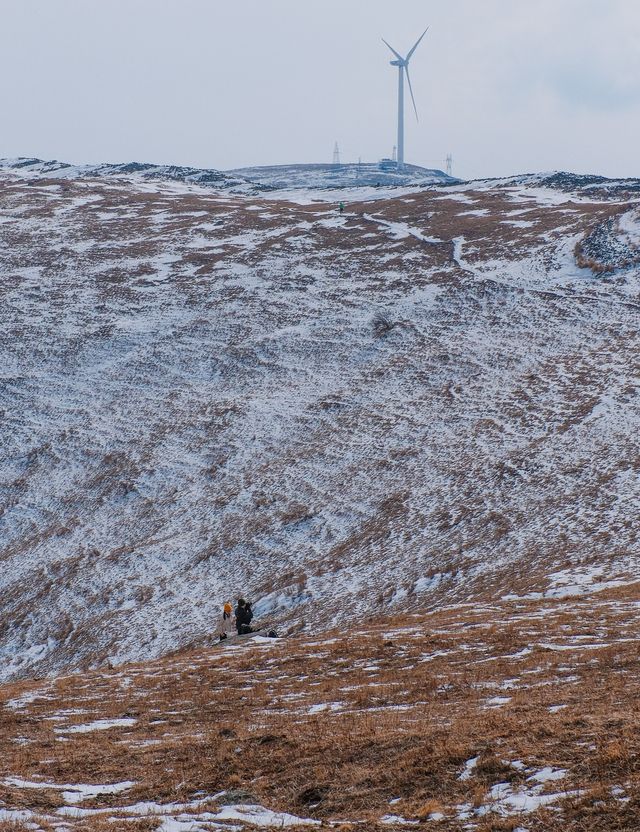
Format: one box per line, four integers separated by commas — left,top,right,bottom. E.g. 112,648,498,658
0,158,454,194
227,162,454,189
0,158,253,191
0,164,639,682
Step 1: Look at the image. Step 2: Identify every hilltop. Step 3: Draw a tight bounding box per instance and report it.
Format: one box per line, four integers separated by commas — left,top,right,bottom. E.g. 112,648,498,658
226,162,455,189
0,161,639,685
0,158,455,194
0,157,251,190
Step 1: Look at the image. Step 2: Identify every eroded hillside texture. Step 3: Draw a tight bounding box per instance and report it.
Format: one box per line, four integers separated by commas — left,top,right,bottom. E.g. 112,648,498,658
1,167,639,681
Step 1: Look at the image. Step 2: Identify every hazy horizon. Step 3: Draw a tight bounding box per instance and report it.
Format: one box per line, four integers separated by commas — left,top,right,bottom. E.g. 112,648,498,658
1,0,640,180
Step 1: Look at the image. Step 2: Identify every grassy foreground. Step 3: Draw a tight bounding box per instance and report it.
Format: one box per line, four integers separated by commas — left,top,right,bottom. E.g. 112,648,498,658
2,584,640,830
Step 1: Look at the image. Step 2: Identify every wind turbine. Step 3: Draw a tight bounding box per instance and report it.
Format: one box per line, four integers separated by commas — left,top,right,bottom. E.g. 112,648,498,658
382,28,429,168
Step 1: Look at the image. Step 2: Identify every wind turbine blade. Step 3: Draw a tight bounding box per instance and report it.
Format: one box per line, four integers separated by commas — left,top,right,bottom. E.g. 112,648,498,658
382,37,404,62
406,26,429,62
406,66,419,121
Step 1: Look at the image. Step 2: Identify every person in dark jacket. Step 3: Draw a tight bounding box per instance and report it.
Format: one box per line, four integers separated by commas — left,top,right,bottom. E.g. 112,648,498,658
244,602,254,630
235,598,246,635
235,599,255,635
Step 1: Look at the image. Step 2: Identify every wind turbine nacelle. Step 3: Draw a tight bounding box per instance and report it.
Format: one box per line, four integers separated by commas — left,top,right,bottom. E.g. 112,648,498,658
390,59,404,67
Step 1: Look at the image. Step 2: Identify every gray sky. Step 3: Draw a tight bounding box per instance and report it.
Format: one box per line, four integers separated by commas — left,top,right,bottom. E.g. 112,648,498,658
1,0,640,179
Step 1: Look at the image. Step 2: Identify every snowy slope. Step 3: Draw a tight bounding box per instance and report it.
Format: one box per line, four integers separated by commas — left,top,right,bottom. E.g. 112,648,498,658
226,162,454,189
0,157,253,191
0,165,639,682
0,158,454,193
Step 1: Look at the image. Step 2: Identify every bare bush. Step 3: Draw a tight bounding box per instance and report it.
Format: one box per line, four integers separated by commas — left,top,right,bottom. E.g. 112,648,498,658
371,312,395,338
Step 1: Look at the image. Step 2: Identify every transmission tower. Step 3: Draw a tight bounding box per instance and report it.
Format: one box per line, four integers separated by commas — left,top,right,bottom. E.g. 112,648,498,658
446,154,454,177
333,141,341,166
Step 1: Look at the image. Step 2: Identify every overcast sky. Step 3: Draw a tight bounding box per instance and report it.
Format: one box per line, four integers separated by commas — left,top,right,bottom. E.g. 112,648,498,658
1,0,640,180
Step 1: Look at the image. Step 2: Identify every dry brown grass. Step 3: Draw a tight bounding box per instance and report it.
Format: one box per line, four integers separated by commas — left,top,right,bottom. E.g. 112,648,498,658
1,592,640,830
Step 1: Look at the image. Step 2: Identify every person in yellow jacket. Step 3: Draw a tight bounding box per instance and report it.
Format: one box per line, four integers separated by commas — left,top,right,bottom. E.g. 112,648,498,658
223,601,233,621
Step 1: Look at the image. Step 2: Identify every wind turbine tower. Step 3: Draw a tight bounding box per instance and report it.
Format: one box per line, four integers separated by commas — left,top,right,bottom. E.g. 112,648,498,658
382,28,429,168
